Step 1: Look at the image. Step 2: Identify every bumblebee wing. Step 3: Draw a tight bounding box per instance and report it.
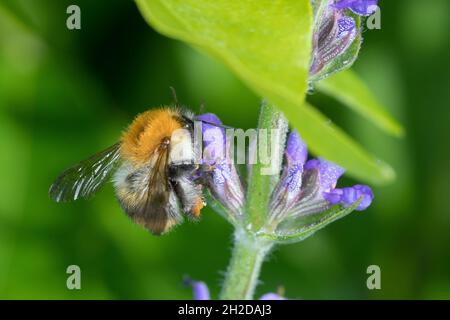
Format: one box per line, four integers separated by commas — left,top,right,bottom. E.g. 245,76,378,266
134,147,182,235
49,143,121,202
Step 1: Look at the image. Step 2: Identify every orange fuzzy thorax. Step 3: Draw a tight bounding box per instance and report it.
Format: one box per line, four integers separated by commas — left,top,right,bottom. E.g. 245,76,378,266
120,108,183,165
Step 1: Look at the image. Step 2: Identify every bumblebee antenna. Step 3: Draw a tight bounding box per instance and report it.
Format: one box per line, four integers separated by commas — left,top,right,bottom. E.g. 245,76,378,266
169,86,179,107
197,119,234,130
195,100,233,129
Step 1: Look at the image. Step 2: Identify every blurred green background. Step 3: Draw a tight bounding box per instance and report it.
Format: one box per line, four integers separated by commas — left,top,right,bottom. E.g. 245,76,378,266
0,0,449,299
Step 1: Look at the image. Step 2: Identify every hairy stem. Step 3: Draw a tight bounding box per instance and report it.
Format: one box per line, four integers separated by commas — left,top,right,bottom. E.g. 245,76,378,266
219,229,273,300
220,102,286,300
245,101,288,230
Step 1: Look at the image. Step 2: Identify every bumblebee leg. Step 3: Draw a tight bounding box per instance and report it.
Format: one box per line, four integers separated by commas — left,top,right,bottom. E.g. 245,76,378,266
171,176,204,219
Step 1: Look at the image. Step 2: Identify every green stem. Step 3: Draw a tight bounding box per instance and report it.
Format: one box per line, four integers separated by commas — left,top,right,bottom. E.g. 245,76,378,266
220,102,288,300
219,229,273,300
245,102,288,230
219,102,286,300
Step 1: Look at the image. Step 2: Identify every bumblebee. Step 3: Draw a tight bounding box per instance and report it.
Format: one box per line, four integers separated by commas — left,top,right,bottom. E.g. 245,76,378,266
49,107,205,235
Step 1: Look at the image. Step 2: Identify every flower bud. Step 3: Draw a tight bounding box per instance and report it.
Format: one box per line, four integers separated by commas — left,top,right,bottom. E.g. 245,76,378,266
310,1,357,77
196,113,245,219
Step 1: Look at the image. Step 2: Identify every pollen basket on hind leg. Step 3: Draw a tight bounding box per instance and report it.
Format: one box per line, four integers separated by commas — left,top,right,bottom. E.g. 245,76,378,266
120,108,184,165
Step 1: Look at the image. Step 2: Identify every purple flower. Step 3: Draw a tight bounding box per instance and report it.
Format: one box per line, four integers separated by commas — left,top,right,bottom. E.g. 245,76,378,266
285,130,308,165
259,293,287,300
191,281,211,300
269,130,373,224
304,158,344,192
310,2,358,76
337,16,356,38
196,113,245,219
324,184,374,210
310,0,380,78
269,132,307,218
187,279,286,300
333,0,379,16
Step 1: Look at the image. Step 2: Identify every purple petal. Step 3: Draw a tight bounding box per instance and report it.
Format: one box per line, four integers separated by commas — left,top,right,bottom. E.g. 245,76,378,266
269,131,307,217
210,166,245,216
202,126,225,166
333,0,378,16
196,113,222,127
197,113,225,165
269,163,303,217
280,130,308,195
304,158,344,192
191,281,211,300
324,184,374,211
337,17,356,38
285,130,308,166
196,113,244,217
259,293,287,300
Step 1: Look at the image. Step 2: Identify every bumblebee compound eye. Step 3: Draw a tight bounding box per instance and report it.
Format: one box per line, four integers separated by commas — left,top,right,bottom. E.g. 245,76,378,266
181,115,194,130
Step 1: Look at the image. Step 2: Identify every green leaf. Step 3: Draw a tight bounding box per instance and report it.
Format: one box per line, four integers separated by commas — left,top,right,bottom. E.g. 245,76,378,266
136,0,313,105
261,200,361,244
285,102,395,185
316,69,404,137
136,0,395,185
